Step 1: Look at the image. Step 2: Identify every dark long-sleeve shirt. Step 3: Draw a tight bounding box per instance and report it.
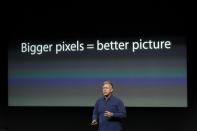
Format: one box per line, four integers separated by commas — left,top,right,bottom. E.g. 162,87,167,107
92,95,126,131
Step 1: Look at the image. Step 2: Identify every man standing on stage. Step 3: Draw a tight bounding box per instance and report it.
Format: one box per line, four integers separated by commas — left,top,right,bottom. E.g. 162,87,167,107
91,81,127,131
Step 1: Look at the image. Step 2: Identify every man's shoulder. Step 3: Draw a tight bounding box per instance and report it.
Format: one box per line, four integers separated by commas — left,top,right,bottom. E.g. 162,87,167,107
111,96,124,103
95,96,124,103
96,97,104,102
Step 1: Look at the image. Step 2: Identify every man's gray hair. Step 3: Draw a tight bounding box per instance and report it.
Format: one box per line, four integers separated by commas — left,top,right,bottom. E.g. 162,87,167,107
103,80,113,88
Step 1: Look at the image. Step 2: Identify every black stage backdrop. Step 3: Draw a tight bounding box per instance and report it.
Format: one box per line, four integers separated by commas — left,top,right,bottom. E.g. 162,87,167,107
2,1,197,131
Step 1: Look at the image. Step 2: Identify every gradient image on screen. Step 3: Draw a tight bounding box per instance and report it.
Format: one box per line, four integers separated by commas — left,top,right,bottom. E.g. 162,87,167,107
8,37,187,107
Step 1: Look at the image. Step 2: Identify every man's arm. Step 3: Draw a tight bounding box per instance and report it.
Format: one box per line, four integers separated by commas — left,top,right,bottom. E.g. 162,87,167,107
91,101,98,125
104,100,127,119
112,100,127,119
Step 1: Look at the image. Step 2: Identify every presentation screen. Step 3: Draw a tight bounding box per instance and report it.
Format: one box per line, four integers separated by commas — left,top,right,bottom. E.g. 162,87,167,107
8,37,187,107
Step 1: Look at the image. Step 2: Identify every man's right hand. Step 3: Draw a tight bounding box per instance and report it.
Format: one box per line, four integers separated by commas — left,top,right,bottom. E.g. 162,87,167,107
91,120,98,126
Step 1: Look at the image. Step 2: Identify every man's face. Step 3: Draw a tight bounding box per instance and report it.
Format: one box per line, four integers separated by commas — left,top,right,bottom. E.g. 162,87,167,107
102,84,113,96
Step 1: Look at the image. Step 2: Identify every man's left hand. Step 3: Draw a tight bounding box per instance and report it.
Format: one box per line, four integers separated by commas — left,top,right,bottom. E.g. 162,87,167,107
104,111,114,118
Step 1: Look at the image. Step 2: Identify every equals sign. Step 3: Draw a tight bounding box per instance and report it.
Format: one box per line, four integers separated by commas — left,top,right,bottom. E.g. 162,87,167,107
87,44,94,49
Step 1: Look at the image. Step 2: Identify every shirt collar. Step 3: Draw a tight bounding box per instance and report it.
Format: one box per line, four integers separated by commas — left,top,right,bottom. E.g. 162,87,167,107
103,94,113,101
